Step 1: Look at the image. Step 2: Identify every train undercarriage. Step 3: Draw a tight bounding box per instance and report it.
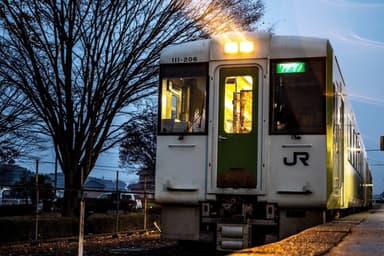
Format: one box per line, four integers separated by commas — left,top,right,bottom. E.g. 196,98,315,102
161,196,328,251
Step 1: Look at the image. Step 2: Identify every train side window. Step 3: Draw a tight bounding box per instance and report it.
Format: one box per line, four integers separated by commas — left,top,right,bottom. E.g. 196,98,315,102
270,58,326,134
159,63,208,134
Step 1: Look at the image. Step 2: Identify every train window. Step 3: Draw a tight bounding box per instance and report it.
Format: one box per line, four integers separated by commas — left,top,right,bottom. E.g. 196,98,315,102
224,76,253,133
348,126,362,172
270,58,326,134
159,63,208,134
347,119,353,162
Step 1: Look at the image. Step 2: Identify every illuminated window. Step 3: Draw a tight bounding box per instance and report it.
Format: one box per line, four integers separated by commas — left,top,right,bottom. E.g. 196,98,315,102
224,76,253,133
159,63,208,134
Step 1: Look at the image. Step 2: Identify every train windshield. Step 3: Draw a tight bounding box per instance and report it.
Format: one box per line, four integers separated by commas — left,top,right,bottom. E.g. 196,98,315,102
270,58,326,134
159,63,208,134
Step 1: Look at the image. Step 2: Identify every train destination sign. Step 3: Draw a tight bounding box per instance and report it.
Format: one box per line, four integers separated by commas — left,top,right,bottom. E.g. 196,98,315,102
276,62,306,74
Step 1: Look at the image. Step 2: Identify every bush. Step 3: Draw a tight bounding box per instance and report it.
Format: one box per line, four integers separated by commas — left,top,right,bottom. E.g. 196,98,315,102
0,215,76,243
0,205,35,216
0,211,161,244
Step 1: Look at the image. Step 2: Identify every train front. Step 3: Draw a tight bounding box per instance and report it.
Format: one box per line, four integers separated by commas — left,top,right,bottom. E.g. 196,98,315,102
154,32,365,251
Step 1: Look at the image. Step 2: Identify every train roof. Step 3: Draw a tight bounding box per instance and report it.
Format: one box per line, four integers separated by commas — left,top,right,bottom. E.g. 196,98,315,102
160,32,331,64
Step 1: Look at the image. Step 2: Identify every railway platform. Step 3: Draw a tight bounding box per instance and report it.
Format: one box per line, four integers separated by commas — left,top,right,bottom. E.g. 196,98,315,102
229,204,384,256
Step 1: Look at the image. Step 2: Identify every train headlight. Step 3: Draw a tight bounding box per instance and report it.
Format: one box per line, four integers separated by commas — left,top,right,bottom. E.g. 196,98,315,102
239,41,254,53
224,42,238,54
224,41,254,54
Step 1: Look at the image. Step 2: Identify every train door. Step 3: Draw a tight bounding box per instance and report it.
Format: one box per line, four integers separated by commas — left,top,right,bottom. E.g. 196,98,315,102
216,67,259,188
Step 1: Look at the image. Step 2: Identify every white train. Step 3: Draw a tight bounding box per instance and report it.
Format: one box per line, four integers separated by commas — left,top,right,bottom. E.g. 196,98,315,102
155,32,372,251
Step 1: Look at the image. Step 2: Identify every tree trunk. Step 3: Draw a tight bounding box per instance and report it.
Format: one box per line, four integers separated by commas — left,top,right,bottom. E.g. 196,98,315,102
62,170,81,217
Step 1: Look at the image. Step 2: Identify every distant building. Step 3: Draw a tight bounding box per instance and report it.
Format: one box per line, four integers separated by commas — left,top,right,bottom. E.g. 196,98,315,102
83,176,127,198
0,164,32,205
128,169,154,195
0,164,129,203
0,164,31,186
47,173,127,198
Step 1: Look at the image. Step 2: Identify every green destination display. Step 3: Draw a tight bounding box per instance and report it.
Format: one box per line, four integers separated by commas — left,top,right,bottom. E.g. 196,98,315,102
276,62,306,74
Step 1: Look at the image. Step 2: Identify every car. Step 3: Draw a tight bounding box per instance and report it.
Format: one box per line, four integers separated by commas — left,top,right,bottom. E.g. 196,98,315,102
97,192,142,210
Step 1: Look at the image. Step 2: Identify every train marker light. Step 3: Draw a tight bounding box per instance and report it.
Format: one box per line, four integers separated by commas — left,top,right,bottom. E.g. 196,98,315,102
276,62,306,74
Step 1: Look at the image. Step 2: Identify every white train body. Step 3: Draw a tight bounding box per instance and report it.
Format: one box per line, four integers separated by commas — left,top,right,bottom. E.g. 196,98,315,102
155,32,372,250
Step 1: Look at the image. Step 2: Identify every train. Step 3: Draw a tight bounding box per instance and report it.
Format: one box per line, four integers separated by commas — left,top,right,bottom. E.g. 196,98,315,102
155,32,372,251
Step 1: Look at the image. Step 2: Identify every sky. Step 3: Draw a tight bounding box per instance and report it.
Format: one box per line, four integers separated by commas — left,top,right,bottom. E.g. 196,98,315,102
261,0,384,194
14,0,384,194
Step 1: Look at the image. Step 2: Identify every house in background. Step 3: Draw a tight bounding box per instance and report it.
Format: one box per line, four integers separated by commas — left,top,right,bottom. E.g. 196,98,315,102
0,163,129,200
47,173,128,198
83,176,127,198
127,169,154,198
0,164,33,205
0,163,31,186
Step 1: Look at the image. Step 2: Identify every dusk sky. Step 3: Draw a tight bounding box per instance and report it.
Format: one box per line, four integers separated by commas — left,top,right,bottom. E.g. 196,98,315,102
262,0,384,194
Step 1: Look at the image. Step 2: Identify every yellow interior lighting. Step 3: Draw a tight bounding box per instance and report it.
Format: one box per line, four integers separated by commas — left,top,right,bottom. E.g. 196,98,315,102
239,41,254,53
224,42,238,54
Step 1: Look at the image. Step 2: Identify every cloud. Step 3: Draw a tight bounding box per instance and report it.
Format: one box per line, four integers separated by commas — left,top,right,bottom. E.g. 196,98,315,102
348,93,384,107
322,0,384,8
334,32,384,48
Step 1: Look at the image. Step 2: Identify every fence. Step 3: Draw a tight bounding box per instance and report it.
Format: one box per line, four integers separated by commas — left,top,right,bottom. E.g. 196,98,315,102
0,184,160,244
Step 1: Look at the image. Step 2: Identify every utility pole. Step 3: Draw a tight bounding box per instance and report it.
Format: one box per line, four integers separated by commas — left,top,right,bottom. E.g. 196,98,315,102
34,159,39,242
54,156,58,198
144,175,147,230
78,166,85,256
114,171,120,238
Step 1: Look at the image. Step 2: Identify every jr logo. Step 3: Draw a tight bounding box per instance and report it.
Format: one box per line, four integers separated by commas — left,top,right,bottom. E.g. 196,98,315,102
283,152,309,166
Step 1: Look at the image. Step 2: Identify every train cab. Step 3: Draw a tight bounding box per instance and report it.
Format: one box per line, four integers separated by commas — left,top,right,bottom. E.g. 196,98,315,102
155,32,371,251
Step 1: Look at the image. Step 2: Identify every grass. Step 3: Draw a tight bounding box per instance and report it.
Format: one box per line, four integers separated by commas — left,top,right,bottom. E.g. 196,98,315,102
0,210,160,244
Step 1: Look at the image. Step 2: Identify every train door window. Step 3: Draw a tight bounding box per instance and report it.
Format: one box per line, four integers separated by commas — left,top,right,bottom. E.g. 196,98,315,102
159,63,208,134
224,76,253,133
270,58,326,134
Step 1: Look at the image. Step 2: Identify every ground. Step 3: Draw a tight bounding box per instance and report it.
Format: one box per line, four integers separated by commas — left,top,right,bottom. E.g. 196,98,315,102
0,231,179,256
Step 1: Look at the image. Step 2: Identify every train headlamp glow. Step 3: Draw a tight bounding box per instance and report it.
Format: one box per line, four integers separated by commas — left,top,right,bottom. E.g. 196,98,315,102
239,41,254,53
224,41,254,54
224,42,238,54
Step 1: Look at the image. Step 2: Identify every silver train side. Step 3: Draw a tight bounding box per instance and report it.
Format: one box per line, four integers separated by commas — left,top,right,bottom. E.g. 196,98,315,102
155,32,372,251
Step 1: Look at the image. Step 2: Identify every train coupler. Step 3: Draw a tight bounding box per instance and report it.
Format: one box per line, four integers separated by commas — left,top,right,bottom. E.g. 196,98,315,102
216,223,251,251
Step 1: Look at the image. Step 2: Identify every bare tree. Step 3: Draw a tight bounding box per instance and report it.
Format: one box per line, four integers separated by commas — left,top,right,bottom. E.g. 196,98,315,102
0,0,265,216
0,80,45,163
119,101,157,174
0,85,22,163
